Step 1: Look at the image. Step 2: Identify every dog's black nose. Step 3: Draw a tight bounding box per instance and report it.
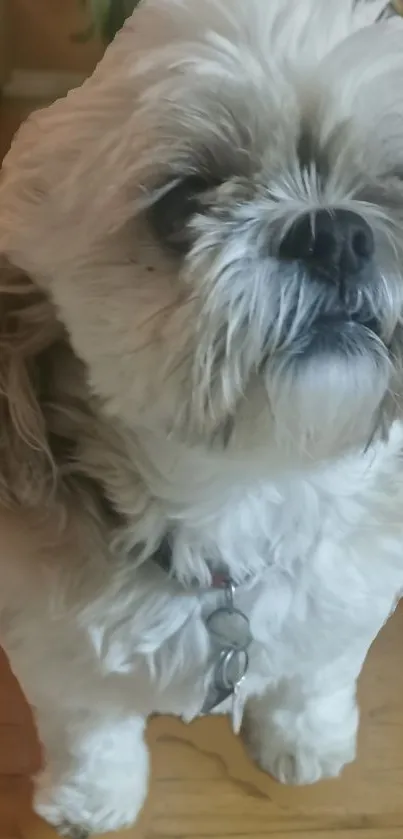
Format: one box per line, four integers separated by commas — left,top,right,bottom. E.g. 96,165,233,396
279,209,374,280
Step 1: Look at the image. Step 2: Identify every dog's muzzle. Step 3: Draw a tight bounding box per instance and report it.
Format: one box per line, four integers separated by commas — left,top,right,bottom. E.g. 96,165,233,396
279,209,375,288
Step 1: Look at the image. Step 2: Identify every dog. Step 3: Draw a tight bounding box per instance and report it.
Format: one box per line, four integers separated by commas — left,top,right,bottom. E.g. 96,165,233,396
1,0,403,834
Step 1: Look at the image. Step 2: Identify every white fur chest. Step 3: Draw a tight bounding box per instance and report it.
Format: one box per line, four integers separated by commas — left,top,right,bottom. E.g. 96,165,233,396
84,423,403,720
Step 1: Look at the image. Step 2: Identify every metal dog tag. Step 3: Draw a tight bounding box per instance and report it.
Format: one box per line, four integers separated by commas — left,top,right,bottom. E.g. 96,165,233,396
202,647,249,714
231,682,245,735
202,579,252,718
202,683,233,714
217,647,249,690
206,607,252,651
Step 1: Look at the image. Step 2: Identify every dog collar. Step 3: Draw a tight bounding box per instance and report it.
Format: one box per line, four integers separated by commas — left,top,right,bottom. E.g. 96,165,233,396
152,537,239,590
152,535,252,724
101,487,245,591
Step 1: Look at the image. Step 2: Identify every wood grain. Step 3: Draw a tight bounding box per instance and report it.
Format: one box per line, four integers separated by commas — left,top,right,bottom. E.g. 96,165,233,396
0,606,400,839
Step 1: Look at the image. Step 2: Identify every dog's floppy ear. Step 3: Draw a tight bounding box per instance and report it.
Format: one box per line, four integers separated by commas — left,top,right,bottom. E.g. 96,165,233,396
0,256,70,508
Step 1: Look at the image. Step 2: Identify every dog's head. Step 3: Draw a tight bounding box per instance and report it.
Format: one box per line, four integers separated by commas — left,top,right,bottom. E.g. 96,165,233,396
1,0,403,477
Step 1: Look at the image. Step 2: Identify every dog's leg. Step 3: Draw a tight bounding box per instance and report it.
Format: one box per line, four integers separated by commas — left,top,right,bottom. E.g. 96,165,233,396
243,539,402,787
33,707,149,836
244,677,358,785
243,603,394,786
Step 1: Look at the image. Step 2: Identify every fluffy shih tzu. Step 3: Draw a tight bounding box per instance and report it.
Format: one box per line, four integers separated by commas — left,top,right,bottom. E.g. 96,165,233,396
1,0,403,834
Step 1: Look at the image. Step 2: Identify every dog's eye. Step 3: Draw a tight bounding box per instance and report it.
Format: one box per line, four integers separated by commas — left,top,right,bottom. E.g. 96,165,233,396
148,177,211,254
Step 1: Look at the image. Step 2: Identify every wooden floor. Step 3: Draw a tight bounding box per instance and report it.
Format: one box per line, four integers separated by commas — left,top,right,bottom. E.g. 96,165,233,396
1,606,403,839
1,98,403,839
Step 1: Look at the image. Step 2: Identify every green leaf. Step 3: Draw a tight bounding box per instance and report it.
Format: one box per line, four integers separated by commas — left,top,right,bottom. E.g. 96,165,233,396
88,0,110,34
103,0,129,42
77,0,142,43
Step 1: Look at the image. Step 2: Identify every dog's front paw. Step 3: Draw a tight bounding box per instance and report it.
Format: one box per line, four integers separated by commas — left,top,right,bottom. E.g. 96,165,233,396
244,705,357,786
34,767,147,836
251,737,355,785
50,822,89,839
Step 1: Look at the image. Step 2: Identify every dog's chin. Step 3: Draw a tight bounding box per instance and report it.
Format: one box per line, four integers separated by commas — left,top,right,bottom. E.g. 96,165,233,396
294,315,382,359
265,318,391,460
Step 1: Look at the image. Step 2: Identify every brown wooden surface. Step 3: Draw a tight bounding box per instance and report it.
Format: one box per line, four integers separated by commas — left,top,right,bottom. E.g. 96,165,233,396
1,100,403,839
0,606,402,839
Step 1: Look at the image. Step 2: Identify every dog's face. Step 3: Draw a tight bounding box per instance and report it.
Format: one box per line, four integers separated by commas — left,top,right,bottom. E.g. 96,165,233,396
2,0,403,462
